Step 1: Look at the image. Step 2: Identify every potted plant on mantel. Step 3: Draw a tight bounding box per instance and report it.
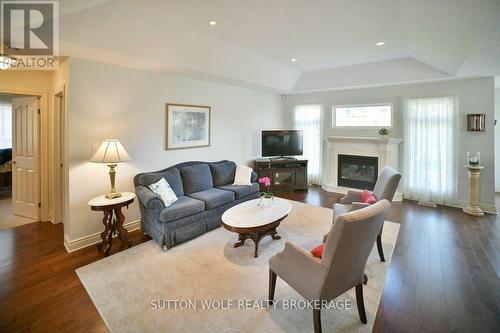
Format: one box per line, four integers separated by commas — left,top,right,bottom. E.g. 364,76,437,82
257,177,273,207
379,128,389,138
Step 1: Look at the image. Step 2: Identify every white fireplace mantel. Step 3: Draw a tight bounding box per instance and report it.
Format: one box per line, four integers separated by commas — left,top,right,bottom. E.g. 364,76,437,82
322,136,403,201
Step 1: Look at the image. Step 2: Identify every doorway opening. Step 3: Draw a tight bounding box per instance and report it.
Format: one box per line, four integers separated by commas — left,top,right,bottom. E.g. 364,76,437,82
0,93,40,229
52,90,66,225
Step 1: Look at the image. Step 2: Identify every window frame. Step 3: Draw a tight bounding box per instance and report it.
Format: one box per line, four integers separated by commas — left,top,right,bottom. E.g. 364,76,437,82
332,103,394,129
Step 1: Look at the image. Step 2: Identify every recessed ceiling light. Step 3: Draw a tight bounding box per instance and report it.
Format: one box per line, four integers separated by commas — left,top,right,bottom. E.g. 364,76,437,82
208,20,218,26
290,58,297,62
375,41,386,46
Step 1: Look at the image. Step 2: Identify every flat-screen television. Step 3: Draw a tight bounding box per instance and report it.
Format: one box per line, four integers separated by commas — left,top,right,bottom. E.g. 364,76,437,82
262,130,303,157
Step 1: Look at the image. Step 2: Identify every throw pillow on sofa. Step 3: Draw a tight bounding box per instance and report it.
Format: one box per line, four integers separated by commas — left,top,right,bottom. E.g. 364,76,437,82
233,164,253,186
149,178,178,207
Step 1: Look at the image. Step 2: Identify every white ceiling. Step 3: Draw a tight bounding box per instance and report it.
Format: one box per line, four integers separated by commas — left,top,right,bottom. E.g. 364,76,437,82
57,0,500,92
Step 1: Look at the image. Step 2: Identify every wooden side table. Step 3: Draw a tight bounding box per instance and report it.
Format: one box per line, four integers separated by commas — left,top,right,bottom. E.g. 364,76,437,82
88,192,135,256
463,165,484,217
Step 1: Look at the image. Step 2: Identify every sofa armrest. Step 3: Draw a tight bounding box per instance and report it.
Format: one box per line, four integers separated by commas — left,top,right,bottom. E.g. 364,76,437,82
339,189,364,204
135,185,165,210
251,171,258,183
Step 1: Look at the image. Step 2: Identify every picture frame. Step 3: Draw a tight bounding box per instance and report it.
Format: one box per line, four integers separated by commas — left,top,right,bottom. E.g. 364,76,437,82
165,103,211,150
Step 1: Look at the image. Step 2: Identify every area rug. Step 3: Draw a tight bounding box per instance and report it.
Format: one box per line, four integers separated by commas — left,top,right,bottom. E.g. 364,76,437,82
76,200,399,333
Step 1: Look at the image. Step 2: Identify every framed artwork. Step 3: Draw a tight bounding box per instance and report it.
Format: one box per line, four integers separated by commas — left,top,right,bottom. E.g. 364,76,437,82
165,103,211,150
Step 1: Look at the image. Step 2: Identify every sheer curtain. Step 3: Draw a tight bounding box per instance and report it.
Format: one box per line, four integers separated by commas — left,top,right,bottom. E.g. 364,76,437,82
0,98,12,149
293,104,322,184
403,96,457,204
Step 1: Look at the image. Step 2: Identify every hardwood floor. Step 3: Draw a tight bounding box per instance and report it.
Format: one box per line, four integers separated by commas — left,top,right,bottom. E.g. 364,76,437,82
0,187,499,332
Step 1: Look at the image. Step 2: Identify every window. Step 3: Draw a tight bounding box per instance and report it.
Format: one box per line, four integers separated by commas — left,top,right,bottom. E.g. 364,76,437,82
293,105,322,185
333,104,392,127
403,96,457,204
0,99,12,149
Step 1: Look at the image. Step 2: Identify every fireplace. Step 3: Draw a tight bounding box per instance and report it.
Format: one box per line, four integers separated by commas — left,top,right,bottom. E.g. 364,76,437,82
337,154,378,190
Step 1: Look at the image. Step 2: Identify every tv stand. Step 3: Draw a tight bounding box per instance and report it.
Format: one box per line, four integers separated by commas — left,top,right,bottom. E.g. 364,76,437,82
268,156,297,161
254,158,308,192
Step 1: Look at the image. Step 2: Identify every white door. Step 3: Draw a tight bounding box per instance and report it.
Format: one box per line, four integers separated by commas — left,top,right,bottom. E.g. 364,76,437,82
11,97,40,220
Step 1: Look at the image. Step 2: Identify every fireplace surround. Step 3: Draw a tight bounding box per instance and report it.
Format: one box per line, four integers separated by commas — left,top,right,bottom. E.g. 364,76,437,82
323,136,403,201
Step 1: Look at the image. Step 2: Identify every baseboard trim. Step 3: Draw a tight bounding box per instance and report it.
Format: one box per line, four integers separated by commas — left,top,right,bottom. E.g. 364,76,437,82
452,201,497,215
64,219,141,253
321,182,497,214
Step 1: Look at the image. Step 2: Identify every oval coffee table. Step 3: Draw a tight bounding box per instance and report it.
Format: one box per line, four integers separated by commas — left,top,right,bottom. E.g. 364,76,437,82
222,198,292,257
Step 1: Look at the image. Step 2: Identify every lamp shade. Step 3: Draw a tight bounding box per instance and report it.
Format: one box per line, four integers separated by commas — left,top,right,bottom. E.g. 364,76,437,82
90,139,130,164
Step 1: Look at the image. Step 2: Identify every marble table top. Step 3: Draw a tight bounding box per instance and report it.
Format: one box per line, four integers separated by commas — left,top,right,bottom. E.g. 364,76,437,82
222,198,292,228
88,192,136,207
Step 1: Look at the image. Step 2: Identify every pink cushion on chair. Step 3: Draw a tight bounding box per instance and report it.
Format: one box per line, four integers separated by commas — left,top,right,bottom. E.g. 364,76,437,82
360,189,377,204
311,244,324,258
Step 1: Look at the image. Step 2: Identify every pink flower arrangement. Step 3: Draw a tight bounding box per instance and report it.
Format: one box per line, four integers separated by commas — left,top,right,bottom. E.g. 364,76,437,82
258,177,271,187
257,177,273,199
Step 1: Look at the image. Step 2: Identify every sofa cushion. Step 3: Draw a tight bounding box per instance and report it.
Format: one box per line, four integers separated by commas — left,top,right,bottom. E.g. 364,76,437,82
217,183,259,199
159,196,205,222
138,168,184,197
180,164,213,194
209,161,236,186
188,188,235,210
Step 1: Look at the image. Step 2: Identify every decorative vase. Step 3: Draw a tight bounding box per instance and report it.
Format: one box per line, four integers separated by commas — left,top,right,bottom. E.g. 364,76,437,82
467,152,480,166
259,196,273,208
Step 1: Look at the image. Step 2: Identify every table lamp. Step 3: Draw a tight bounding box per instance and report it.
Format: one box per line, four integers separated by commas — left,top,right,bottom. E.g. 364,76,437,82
90,139,130,199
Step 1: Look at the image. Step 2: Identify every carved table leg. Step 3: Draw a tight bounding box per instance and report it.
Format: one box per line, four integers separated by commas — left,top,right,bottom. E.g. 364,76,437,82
250,228,281,258
106,210,115,256
98,210,114,256
234,234,249,248
271,230,281,240
228,219,284,258
248,233,259,257
114,207,131,248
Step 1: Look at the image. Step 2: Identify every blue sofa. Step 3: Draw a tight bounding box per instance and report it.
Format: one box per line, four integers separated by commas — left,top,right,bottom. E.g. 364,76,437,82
134,160,259,250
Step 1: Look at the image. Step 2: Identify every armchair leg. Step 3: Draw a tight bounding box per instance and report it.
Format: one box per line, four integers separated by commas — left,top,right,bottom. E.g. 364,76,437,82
313,308,322,333
376,235,385,262
355,284,367,324
268,269,277,305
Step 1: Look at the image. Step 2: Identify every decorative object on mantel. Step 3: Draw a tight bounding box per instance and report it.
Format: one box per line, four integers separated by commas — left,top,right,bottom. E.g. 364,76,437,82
257,176,273,207
378,127,389,137
467,152,480,166
165,103,211,150
463,164,484,216
467,114,486,131
90,139,130,199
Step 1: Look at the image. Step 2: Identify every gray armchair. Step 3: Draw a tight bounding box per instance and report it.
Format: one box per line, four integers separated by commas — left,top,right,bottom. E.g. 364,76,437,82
330,165,401,261
269,200,391,333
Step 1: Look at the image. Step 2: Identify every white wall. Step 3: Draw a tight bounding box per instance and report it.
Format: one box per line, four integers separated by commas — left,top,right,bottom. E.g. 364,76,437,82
284,77,496,210
495,85,500,192
65,58,284,244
